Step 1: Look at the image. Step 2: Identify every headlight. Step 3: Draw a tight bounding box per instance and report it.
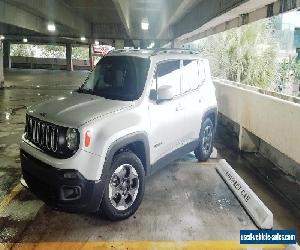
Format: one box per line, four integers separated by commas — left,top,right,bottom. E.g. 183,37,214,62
66,128,78,151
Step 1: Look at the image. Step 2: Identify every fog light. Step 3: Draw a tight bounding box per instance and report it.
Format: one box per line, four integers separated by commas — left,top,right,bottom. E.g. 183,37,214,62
61,186,81,200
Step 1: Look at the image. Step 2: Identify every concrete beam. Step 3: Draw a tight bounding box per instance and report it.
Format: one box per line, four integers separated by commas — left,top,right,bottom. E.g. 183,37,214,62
92,23,128,39
173,0,296,45
112,0,131,38
0,1,74,38
157,0,198,39
4,0,91,37
0,1,45,35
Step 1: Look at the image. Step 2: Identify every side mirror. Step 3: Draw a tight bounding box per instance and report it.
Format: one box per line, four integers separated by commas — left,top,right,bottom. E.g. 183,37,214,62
157,85,175,101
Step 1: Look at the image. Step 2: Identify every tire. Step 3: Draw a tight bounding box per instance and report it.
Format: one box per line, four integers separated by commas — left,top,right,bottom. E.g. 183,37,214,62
194,118,214,162
100,151,145,221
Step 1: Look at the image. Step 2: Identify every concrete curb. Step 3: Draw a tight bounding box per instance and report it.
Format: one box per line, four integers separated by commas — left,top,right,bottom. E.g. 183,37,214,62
216,159,273,229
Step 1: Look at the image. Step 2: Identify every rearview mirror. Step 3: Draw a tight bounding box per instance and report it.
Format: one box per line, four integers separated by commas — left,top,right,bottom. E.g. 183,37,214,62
157,85,175,101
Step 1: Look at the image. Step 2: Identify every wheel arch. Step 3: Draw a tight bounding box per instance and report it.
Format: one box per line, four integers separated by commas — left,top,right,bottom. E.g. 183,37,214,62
202,107,218,131
101,133,151,183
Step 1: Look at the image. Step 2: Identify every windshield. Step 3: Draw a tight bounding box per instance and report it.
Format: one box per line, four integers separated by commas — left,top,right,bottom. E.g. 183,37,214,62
78,56,150,101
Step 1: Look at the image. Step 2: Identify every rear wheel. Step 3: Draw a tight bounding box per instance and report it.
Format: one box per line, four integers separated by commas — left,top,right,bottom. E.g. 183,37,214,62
194,118,214,162
100,151,145,221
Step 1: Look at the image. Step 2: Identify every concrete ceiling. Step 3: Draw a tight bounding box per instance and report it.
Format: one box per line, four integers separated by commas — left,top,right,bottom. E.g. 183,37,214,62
0,0,299,46
62,0,122,24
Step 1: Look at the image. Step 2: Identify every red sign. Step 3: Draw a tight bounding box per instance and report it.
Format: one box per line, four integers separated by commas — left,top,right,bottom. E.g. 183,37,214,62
93,45,113,56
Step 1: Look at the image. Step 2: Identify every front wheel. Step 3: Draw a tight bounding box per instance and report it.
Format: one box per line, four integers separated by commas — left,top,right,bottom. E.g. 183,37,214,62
100,151,145,221
194,118,214,162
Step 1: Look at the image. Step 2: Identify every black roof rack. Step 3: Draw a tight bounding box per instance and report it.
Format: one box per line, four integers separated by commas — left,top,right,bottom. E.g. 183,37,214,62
151,48,200,56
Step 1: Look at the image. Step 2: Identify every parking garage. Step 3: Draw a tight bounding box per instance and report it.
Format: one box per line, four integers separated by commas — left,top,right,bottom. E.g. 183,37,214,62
0,0,300,249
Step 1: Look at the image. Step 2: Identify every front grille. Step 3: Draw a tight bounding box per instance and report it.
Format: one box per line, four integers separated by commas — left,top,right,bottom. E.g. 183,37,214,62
25,115,76,158
26,115,59,152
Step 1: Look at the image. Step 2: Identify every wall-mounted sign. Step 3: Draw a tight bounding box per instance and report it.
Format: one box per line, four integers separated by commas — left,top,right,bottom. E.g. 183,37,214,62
92,45,114,56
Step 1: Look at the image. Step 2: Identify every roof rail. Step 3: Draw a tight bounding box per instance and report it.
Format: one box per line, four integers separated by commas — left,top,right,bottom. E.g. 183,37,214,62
110,48,142,54
151,48,200,56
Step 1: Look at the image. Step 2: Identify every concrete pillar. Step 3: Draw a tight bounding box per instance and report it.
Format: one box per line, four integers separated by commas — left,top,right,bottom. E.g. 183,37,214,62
171,40,175,48
0,41,4,88
239,127,260,153
115,40,124,49
88,44,93,70
66,43,73,71
3,41,11,69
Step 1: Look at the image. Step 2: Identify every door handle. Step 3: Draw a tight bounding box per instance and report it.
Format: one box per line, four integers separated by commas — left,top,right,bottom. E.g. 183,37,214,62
176,104,184,111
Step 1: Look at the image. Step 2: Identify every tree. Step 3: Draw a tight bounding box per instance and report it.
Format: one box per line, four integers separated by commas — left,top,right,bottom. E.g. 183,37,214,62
10,44,34,57
193,19,279,88
40,45,65,58
72,46,89,60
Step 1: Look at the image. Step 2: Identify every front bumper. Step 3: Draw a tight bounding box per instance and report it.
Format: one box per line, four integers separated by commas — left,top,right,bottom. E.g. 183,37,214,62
21,150,105,213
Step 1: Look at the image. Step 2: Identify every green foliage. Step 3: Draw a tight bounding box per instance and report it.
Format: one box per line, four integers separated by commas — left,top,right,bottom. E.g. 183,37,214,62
195,20,278,88
279,57,300,80
72,47,89,60
40,45,65,58
10,44,35,57
10,44,89,59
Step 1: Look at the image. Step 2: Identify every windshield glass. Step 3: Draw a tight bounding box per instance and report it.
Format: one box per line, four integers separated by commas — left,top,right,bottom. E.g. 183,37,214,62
78,56,150,101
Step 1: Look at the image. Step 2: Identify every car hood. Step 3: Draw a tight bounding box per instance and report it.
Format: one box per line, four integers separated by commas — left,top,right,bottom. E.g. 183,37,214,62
27,92,134,127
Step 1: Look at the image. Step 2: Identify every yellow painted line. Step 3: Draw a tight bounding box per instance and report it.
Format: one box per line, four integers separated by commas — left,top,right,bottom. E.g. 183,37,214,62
0,183,23,212
0,241,286,250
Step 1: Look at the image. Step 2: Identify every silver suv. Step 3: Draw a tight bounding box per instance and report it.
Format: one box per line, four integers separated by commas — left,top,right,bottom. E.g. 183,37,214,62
20,49,217,220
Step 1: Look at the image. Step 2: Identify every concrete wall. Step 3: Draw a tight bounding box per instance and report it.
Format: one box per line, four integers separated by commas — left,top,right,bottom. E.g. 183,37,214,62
10,56,90,70
214,78,300,181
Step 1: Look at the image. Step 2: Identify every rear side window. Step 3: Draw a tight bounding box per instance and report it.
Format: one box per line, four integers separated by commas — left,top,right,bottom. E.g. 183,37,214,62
156,60,181,96
182,60,200,93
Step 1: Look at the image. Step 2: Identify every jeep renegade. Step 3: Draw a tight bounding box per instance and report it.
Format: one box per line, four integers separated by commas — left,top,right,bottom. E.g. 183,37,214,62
20,49,218,220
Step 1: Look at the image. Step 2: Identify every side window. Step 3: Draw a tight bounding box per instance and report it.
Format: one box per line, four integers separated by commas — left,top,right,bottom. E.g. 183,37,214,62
198,60,206,83
182,60,199,93
156,60,181,96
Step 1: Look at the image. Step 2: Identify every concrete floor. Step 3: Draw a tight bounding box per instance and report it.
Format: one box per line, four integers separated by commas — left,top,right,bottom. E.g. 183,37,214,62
0,69,299,247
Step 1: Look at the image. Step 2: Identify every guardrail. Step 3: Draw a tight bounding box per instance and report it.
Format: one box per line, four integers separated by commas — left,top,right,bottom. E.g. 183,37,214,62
214,78,300,180
10,56,90,70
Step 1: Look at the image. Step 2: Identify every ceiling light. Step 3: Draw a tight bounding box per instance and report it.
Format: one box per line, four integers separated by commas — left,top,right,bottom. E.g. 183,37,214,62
80,36,86,41
0,34,5,40
47,23,56,32
141,18,149,30
23,38,28,43
94,40,99,46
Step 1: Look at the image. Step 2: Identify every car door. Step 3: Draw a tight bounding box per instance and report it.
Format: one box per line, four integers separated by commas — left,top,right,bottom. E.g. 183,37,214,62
148,60,187,164
181,59,206,142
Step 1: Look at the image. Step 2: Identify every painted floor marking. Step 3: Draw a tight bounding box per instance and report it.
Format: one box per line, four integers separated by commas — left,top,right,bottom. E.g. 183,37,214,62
0,183,23,212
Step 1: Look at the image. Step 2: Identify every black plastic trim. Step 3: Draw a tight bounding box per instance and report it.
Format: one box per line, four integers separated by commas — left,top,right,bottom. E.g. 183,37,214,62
20,150,104,213
150,140,198,175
